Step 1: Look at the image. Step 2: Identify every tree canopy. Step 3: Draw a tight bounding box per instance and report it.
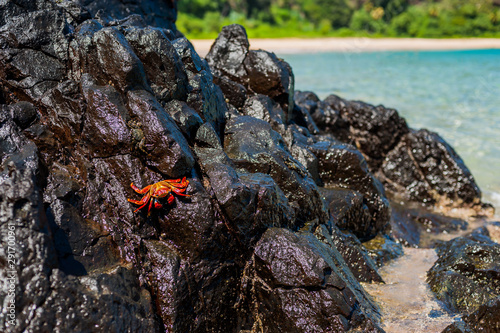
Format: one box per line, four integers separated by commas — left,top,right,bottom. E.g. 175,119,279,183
177,0,500,38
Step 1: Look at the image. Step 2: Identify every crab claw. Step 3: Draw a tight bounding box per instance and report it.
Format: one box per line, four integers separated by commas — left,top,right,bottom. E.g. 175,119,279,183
154,199,162,209
167,193,175,205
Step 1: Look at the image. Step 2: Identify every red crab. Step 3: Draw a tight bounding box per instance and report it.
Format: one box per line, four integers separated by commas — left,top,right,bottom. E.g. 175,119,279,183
127,177,190,215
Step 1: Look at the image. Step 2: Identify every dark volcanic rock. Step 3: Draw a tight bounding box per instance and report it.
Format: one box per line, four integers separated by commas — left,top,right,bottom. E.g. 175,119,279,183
164,99,204,140
8,101,39,129
295,91,349,139
125,26,188,102
319,187,372,236
291,102,320,135
296,92,408,169
441,296,500,333
362,233,404,267
142,240,192,333
2,0,493,331
296,90,488,214
379,129,482,209
206,24,294,115
205,24,249,81
427,235,500,314
224,115,328,228
93,27,149,92
238,228,383,332
0,108,30,161
244,49,294,104
0,8,72,61
315,222,384,283
310,135,390,240
37,80,86,148
0,6,74,101
174,37,228,136
0,118,157,332
213,75,247,109
338,98,408,167
390,202,468,248
240,94,287,132
318,94,409,169
127,89,195,177
80,0,178,31
284,126,390,241
81,81,132,157
194,122,295,243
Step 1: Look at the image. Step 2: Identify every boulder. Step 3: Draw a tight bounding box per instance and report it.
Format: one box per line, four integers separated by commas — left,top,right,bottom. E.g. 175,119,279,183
379,129,482,209
164,99,204,141
194,123,295,244
206,24,294,115
174,37,228,136
310,135,390,240
124,26,188,102
315,222,383,283
224,115,328,228
295,91,348,140
427,235,500,314
81,82,132,157
205,24,249,81
8,101,39,129
213,75,247,109
441,296,500,333
240,94,287,132
238,228,383,332
127,89,195,178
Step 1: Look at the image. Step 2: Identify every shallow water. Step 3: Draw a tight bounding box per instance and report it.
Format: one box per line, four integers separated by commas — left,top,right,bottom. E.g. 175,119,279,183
362,248,460,332
280,49,500,216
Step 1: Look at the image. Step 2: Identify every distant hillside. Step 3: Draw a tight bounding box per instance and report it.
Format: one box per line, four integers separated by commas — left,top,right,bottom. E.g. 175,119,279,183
177,0,500,38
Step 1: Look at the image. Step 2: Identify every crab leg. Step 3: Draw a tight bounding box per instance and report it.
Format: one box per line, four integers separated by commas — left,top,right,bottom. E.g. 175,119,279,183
130,193,151,213
161,178,181,184
127,192,150,205
128,198,146,205
147,198,154,216
172,191,190,197
130,183,152,194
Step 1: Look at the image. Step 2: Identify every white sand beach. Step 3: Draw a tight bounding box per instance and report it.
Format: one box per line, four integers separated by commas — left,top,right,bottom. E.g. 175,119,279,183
191,37,500,57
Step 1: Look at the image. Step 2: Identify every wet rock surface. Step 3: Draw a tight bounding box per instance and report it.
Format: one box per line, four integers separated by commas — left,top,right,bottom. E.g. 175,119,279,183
295,91,488,215
390,201,469,248
80,0,178,32
441,296,500,333
0,1,497,332
379,129,482,209
224,115,327,228
238,228,383,332
206,24,294,115
427,234,500,315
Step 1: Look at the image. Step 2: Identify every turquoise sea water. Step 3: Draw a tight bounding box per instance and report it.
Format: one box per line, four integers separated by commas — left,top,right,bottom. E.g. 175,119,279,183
281,49,500,212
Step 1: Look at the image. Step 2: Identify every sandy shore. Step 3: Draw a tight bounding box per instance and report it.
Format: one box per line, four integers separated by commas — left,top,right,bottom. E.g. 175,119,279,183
191,37,500,57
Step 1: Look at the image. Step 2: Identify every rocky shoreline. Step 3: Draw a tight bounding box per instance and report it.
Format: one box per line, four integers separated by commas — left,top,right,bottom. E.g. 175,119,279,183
0,1,498,332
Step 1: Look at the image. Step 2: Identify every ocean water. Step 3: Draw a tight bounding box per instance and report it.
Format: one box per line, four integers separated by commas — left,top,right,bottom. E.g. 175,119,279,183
281,49,500,213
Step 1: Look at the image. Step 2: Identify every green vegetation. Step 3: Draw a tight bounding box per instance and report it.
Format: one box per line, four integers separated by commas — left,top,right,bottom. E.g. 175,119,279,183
177,0,500,38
